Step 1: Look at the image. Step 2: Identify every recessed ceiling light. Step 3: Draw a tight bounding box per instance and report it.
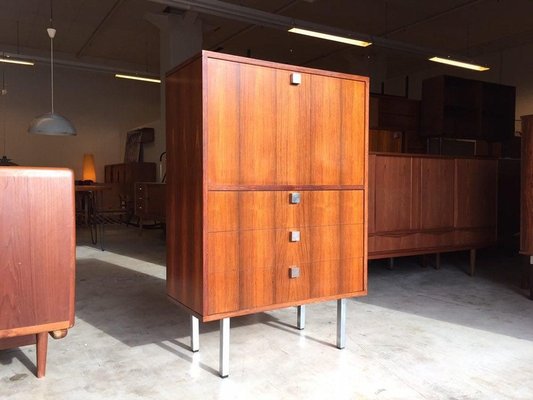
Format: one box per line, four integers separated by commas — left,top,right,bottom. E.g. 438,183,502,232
429,57,489,71
0,57,34,66
288,27,372,47
115,74,161,84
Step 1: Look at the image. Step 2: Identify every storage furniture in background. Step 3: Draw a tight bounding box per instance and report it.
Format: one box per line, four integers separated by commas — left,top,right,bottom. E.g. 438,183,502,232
421,75,515,142
134,182,166,228
0,167,76,377
368,153,498,275
521,115,533,299
166,51,368,377
104,162,156,215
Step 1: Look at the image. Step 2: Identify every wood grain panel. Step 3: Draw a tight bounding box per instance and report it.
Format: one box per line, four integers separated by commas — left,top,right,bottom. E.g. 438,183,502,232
206,58,240,185
374,155,413,233
276,69,311,185
206,232,239,315
420,158,455,230
0,168,75,333
239,63,277,185
207,190,363,232
522,115,533,254
368,155,376,234
309,74,342,185
166,57,204,314
455,159,498,228
341,79,366,185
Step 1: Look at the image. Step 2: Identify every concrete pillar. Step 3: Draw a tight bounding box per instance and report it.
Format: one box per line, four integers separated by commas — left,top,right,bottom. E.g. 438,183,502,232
145,11,203,156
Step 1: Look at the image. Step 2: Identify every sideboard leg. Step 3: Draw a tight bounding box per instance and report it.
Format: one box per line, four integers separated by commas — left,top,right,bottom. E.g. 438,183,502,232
434,253,441,270
469,249,477,276
297,305,306,330
191,315,199,352
336,299,347,349
36,332,48,378
219,318,230,378
387,258,394,270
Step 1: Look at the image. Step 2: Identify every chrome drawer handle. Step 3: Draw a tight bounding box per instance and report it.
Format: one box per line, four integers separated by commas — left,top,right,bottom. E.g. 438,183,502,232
289,192,301,204
289,231,301,242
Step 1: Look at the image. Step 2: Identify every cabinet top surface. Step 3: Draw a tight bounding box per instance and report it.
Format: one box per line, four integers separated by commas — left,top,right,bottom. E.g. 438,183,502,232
0,166,73,178
167,50,370,83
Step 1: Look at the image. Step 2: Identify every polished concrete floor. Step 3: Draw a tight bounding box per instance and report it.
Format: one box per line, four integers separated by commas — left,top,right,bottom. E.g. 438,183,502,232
2,226,533,399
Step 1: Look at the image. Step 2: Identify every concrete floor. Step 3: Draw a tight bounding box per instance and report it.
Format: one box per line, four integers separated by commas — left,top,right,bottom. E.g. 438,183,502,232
2,226,533,399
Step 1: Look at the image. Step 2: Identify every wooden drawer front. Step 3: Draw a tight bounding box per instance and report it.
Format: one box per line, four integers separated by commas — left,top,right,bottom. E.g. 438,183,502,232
207,190,363,232
206,224,363,314
454,228,496,247
369,230,456,254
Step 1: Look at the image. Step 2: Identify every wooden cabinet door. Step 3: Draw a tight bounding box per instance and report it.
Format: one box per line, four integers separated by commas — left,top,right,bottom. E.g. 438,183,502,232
455,159,497,228
419,158,455,230
373,155,417,233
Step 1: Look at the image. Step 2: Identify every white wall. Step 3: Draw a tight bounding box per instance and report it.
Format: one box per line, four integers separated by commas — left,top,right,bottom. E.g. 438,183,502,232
0,63,160,181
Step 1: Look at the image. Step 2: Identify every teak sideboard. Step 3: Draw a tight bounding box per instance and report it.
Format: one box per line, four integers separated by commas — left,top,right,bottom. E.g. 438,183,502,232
368,153,498,274
166,51,368,377
0,167,76,378
521,115,533,299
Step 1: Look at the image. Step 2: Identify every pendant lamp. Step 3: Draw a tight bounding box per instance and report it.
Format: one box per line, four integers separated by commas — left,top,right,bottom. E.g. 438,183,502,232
28,14,76,136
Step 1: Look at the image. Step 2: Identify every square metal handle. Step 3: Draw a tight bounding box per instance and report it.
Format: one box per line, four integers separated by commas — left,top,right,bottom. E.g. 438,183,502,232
289,192,301,204
289,266,300,279
289,231,301,242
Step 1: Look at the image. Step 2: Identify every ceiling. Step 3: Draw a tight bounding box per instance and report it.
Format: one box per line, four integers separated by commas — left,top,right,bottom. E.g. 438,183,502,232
1,0,532,79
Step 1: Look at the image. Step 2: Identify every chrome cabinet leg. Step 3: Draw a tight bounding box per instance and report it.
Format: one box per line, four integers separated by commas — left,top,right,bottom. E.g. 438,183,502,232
191,315,199,352
336,299,346,349
219,318,230,378
297,305,306,330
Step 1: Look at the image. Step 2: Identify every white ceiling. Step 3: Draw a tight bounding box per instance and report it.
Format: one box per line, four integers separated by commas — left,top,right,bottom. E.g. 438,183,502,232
0,0,532,77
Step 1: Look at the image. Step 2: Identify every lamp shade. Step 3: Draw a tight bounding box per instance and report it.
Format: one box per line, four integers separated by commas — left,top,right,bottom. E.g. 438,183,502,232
28,112,77,136
82,153,96,182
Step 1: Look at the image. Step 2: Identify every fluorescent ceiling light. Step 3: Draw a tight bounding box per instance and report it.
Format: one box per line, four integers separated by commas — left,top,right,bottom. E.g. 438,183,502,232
429,56,489,71
115,74,161,83
0,57,34,66
289,27,372,47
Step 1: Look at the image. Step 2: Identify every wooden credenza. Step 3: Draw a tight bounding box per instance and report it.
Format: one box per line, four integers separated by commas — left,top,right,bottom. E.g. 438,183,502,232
134,182,166,227
368,153,498,274
0,167,76,377
166,51,368,376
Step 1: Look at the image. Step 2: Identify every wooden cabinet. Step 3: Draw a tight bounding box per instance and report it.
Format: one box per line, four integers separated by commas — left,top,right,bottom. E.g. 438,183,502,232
134,182,165,227
368,153,498,273
0,167,76,377
166,51,368,323
421,75,515,142
104,162,156,214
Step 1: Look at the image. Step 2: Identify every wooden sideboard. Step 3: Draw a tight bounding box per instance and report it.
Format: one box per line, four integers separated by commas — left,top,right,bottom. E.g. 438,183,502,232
166,51,368,376
521,115,533,299
0,167,76,377
368,153,498,274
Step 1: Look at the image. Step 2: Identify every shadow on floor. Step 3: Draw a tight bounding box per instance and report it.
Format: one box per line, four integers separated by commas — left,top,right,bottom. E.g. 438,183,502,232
358,248,533,341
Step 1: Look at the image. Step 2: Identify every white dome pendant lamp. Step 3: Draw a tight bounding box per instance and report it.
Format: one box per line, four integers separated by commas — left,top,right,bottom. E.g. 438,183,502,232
28,9,76,136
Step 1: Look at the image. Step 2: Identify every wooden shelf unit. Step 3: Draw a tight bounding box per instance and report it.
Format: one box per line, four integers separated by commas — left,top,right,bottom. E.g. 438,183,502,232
521,115,533,299
165,51,368,376
0,167,76,378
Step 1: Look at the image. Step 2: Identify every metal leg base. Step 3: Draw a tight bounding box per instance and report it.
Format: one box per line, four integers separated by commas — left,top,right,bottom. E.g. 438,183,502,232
297,305,306,330
336,299,346,349
191,315,199,352
219,318,230,378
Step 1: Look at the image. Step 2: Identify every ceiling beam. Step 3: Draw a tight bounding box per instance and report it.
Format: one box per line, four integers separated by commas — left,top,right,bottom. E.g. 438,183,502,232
76,0,126,58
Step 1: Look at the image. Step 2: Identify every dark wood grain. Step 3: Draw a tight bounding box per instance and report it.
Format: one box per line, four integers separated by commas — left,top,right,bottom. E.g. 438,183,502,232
165,56,204,315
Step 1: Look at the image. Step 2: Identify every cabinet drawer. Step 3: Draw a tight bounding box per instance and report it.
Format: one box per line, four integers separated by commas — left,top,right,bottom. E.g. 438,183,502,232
206,223,364,314
207,190,363,232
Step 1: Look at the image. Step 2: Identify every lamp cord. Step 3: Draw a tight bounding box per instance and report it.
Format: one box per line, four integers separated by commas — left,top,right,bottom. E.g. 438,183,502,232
50,33,54,114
